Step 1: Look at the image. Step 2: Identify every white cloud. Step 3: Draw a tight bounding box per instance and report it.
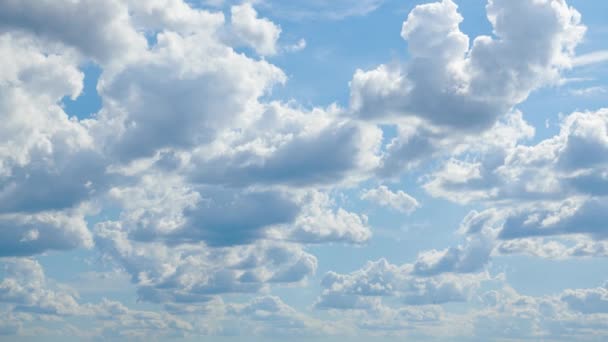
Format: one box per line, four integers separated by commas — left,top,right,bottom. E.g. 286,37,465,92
230,3,281,56
94,221,318,302
572,50,608,67
351,0,584,178
361,185,420,214
0,0,606,339
315,258,489,310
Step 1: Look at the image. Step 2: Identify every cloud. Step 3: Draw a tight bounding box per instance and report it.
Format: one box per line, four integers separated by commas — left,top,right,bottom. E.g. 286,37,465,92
187,105,382,187
426,108,608,203
412,237,492,276
0,0,606,339
352,0,584,128
0,211,92,257
562,285,608,314
226,296,327,336
361,185,420,214
230,3,281,56
572,50,608,67
0,0,146,63
94,222,318,303
425,108,608,246
0,259,80,316
278,191,372,244
94,29,285,162
315,259,489,310
350,0,583,177
474,285,608,340
0,33,105,256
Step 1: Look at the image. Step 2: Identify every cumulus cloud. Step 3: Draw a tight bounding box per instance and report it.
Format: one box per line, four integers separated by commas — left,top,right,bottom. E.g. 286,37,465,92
0,211,92,257
426,109,608,251
316,258,489,309
0,33,105,257
475,285,608,340
0,0,606,339
361,185,420,214
351,0,584,177
0,0,146,63
352,0,584,127
230,3,281,56
0,259,81,316
413,237,492,276
226,296,329,336
94,222,318,303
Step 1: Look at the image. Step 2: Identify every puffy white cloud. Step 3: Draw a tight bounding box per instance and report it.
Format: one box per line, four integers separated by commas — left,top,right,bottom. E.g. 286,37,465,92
427,109,608,249
412,237,492,276
0,0,606,339
0,259,80,316
562,285,608,314
361,185,420,214
94,31,285,161
225,296,331,337
352,0,584,128
94,222,318,303
426,109,608,205
282,191,372,244
230,3,281,56
474,285,608,340
126,0,225,34
351,0,584,178
0,34,104,256
316,258,489,309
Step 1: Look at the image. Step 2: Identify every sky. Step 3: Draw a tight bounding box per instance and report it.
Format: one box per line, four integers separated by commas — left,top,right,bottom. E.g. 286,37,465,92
0,0,608,340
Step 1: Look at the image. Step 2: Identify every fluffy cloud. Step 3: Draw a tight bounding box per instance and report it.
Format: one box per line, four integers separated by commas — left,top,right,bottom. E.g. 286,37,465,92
361,185,420,214
562,285,608,314
0,0,146,63
475,285,608,340
0,259,80,316
0,33,103,256
187,103,382,188
94,222,318,303
0,0,606,339
316,258,489,309
0,211,92,257
428,109,608,253
412,237,492,276
351,0,584,177
226,296,330,337
230,3,281,56
281,191,372,244
94,30,285,161
352,0,584,127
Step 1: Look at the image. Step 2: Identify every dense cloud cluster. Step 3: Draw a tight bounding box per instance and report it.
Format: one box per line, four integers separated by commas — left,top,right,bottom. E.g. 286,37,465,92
0,0,606,339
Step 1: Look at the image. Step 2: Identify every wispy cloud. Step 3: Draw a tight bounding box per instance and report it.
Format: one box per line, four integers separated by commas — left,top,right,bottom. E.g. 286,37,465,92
569,86,607,96
573,50,608,66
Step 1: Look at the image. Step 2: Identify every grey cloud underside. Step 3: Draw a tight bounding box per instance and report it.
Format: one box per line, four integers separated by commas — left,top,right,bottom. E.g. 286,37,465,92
164,190,300,246
428,109,608,244
189,123,366,187
0,0,145,62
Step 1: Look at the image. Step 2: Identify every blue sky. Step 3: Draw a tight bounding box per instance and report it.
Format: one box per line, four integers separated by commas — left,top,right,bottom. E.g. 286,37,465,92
1,0,608,340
